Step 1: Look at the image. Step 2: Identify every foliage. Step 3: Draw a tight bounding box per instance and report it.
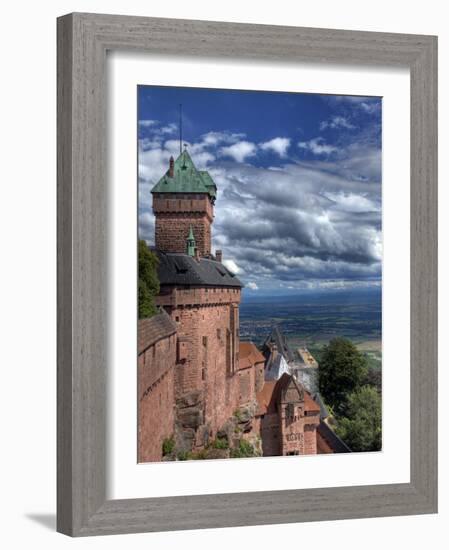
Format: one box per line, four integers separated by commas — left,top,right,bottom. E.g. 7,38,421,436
176,450,191,461
162,436,175,456
364,367,382,393
230,439,256,458
210,438,229,450
318,337,368,413
335,385,382,452
138,240,160,319
190,449,208,460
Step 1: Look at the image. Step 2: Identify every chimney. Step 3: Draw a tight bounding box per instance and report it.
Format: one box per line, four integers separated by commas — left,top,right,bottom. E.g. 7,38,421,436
215,250,222,263
168,156,174,178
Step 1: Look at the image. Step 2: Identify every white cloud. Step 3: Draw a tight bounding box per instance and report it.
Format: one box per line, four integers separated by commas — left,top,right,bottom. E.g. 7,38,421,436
201,131,245,147
324,192,380,213
159,123,177,134
298,138,338,155
139,119,158,127
320,116,355,131
260,137,290,157
326,96,381,116
222,259,242,274
220,141,257,162
360,102,380,115
246,281,259,290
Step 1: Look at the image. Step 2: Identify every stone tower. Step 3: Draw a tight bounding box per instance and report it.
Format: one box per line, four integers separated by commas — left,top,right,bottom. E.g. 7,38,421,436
151,150,217,257
150,149,243,445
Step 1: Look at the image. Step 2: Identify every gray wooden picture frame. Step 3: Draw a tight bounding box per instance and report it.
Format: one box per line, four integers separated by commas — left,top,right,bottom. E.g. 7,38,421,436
57,12,438,537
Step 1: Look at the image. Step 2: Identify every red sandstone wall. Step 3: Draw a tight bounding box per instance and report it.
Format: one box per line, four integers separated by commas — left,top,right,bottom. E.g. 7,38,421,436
280,403,305,455
279,405,320,456
156,287,241,309
255,363,264,393
153,195,213,256
238,367,254,404
169,288,241,437
260,413,281,456
304,424,318,454
138,334,176,462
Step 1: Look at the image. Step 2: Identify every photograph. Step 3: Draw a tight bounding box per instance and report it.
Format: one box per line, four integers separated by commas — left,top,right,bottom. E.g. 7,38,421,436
137,85,382,463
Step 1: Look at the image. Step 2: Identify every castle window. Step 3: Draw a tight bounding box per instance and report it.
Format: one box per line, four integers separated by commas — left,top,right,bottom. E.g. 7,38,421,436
202,336,208,347
217,328,221,340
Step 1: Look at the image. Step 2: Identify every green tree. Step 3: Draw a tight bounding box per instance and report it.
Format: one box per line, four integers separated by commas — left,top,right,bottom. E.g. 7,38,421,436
335,385,382,452
319,337,368,413
138,240,159,318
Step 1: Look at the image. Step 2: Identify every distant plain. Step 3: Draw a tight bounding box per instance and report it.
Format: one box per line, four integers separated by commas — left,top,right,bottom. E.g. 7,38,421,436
239,288,382,369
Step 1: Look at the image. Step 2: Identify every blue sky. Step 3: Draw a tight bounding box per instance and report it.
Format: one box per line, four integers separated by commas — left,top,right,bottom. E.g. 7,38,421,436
138,85,382,293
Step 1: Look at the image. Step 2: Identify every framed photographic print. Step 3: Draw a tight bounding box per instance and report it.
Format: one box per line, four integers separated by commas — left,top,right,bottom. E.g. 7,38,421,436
57,13,437,536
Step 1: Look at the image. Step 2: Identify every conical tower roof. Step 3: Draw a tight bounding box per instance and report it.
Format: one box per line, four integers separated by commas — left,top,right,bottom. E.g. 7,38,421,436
151,149,217,199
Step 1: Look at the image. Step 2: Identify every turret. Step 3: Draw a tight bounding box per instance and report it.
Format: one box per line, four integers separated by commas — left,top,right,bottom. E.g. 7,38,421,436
186,225,196,257
151,150,217,257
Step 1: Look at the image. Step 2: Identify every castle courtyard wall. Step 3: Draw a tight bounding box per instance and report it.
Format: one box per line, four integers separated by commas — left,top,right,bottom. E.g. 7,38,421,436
138,332,176,462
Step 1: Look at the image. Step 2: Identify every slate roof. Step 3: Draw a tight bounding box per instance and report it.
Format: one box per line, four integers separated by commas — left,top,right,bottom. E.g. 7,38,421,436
156,251,243,288
138,308,177,354
263,325,300,364
312,392,330,420
264,353,290,381
151,150,217,198
317,421,351,453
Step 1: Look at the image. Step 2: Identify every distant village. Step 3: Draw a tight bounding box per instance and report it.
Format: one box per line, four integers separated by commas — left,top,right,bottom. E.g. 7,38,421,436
138,150,350,462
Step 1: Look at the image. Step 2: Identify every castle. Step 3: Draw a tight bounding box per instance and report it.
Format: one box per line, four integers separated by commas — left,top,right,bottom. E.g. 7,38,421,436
138,149,349,462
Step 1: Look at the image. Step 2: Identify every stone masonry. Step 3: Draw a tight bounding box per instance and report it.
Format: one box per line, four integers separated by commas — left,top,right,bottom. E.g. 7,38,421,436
138,311,177,462
153,194,213,256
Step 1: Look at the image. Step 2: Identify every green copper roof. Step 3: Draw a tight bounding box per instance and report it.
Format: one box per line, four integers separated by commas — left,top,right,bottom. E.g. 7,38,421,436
151,150,217,198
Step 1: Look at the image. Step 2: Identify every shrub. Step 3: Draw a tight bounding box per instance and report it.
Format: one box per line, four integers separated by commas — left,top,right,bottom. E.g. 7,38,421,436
162,436,175,456
176,450,192,461
230,440,256,458
210,438,229,450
